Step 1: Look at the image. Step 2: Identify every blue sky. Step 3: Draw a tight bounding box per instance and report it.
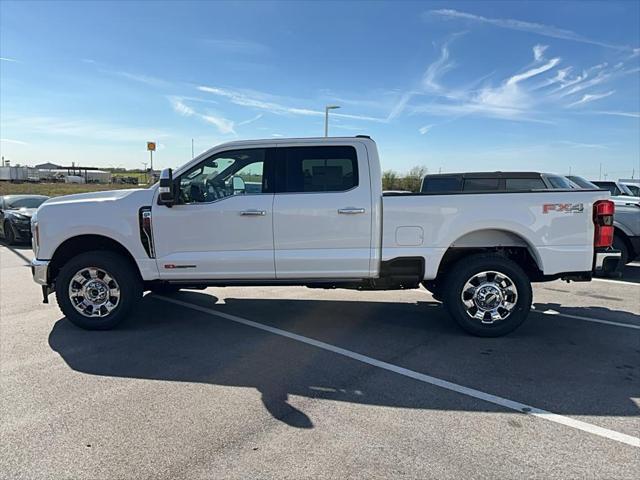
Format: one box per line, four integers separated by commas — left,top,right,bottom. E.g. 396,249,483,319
1,1,639,178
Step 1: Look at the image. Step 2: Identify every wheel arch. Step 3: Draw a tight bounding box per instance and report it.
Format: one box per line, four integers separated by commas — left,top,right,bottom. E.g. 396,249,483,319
49,234,142,283
613,227,634,259
437,228,543,281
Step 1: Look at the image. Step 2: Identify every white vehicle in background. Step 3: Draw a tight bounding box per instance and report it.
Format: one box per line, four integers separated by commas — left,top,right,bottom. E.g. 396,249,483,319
619,179,640,197
591,180,640,204
31,136,621,337
568,176,640,265
64,175,86,184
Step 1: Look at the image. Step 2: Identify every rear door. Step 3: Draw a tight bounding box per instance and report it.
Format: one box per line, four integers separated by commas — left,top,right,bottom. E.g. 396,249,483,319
273,143,373,279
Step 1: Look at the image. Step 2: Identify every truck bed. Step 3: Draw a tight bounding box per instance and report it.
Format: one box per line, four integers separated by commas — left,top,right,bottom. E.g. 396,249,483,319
381,189,608,279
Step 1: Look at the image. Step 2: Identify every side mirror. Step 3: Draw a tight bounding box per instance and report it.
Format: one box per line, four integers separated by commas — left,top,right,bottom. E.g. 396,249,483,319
157,168,175,207
231,175,246,194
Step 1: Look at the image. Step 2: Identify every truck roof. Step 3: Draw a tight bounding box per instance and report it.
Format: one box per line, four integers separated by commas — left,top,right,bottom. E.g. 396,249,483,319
423,172,557,179
213,135,375,149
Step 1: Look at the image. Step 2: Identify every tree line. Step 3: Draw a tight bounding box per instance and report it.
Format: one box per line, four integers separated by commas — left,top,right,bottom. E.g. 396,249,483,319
381,166,429,192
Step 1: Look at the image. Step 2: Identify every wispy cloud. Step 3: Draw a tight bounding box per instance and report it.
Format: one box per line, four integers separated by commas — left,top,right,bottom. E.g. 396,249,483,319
408,39,633,125
422,33,465,92
0,57,18,62
567,90,615,107
418,125,433,135
533,44,548,62
2,116,169,143
201,114,235,135
414,44,561,121
556,140,609,149
197,86,386,122
105,70,170,88
168,96,236,134
588,111,640,119
426,9,636,51
237,113,263,126
170,97,196,116
0,138,28,145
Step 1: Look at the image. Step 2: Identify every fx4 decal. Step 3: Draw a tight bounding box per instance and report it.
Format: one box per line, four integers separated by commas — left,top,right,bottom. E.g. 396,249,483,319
542,203,584,214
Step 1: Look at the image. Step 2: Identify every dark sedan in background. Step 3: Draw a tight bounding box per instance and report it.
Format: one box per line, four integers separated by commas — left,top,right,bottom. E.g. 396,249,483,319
0,195,49,245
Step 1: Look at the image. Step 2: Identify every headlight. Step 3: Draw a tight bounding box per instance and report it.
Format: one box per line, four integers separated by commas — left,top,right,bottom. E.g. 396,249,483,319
31,219,40,255
11,213,30,222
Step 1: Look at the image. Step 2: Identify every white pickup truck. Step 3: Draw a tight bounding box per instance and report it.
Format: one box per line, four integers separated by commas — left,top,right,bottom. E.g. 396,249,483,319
31,136,621,336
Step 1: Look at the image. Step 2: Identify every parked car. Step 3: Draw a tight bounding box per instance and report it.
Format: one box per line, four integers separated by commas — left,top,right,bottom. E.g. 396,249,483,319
619,180,640,197
591,180,637,198
420,171,578,193
567,176,640,264
31,136,620,337
0,195,49,245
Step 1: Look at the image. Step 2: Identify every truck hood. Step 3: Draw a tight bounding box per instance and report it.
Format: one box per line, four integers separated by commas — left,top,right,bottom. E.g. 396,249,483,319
5,207,37,218
42,188,154,206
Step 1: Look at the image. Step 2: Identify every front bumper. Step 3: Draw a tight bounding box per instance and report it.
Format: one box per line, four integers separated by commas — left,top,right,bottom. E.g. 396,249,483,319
593,248,622,276
9,221,32,241
31,259,50,285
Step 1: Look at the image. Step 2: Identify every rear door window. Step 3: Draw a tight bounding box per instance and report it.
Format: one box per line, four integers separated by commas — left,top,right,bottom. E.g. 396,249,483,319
279,146,358,193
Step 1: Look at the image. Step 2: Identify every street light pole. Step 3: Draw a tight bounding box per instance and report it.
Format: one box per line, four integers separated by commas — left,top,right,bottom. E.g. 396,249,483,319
324,105,340,137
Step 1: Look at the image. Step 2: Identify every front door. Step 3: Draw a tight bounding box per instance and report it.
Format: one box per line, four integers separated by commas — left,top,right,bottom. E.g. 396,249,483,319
272,144,373,278
152,147,276,280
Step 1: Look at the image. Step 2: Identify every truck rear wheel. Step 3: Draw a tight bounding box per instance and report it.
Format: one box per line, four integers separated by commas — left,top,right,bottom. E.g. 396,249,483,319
55,251,142,330
442,254,532,337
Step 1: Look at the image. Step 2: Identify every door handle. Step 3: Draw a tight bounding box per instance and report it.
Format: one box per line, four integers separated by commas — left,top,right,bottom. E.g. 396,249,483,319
239,209,266,216
338,207,366,214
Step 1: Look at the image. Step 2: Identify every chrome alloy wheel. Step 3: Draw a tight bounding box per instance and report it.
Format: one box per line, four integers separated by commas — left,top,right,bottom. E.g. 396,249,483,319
460,271,518,324
68,267,121,318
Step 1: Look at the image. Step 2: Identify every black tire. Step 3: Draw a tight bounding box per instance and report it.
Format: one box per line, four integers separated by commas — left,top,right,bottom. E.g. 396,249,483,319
613,233,631,266
55,251,142,330
442,254,533,337
3,221,16,245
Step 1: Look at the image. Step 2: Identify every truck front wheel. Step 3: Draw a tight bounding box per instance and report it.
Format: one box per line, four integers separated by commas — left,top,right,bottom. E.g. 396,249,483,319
55,251,142,330
442,254,532,337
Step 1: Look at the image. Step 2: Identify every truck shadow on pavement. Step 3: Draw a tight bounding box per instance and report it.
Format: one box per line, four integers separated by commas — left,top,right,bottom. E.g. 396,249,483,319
0,241,33,265
620,264,640,284
533,301,640,325
48,291,640,429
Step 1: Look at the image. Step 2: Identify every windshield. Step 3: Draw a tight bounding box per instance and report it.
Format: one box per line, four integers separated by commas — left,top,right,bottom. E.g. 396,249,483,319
5,197,48,209
618,183,634,196
178,149,265,204
567,176,598,189
546,176,576,189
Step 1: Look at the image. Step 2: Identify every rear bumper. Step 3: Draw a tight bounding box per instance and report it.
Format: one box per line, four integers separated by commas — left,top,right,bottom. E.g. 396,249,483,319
593,248,622,276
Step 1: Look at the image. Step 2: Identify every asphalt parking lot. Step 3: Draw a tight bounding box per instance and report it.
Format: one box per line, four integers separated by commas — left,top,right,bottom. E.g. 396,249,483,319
1,243,639,479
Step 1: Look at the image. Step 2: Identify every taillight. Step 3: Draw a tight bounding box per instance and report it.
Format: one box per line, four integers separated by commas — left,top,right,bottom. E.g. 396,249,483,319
593,200,614,248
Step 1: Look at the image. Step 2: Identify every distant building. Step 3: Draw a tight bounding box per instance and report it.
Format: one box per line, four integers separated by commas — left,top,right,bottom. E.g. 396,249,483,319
35,162,61,169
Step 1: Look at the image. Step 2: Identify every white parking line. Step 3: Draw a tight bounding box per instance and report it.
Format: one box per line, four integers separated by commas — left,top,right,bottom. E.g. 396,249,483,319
533,309,640,330
592,277,640,286
156,295,640,448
